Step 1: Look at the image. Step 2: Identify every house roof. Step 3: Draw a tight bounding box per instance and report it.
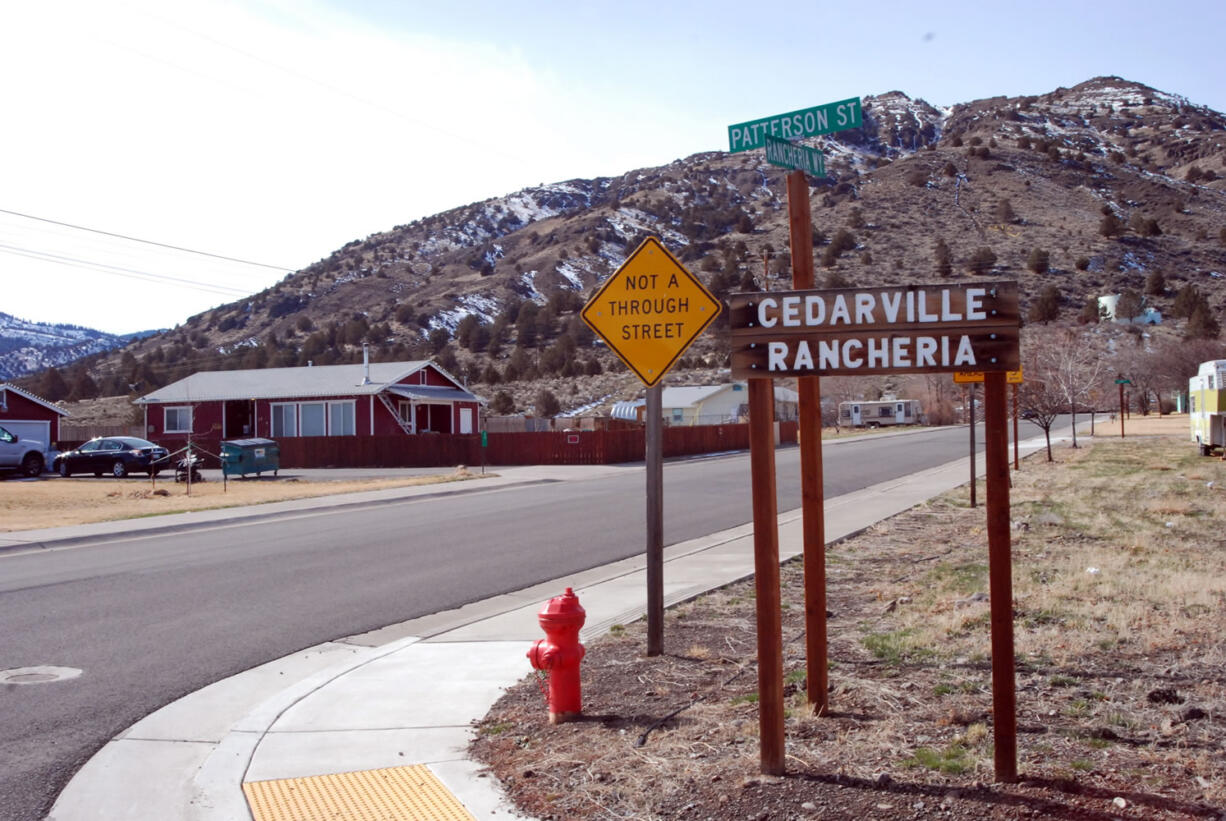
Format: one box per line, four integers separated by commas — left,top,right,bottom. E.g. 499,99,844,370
134,360,470,404
0,383,70,416
610,383,798,420
384,384,482,404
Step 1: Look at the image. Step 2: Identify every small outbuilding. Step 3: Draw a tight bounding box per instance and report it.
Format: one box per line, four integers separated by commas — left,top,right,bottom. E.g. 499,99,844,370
0,383,69,455
134,358,482,451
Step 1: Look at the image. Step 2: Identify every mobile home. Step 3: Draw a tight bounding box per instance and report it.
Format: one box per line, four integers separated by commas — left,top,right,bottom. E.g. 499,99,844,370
839,398,922,428
1189,359,1226,455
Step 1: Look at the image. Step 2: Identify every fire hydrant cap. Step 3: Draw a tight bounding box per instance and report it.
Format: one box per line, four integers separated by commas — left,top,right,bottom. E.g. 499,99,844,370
538,587,585,624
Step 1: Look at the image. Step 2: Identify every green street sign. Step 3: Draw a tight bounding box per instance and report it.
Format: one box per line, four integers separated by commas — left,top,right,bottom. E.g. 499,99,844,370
728,97,861,153
764,135,826,177
1115,378,1132,385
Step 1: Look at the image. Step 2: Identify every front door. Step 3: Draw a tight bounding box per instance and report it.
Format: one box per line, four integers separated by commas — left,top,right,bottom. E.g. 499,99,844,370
459,407,473,434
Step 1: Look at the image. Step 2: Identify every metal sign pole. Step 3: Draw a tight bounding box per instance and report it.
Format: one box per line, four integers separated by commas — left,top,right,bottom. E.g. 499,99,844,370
968,385,977,508
1012,384,1020,470
984,371,1018,781
646,384,664,656
748,378,785,775
786,170,828,713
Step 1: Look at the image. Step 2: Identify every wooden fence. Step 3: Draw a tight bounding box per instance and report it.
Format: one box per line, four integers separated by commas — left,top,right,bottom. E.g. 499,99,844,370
273,421,799,469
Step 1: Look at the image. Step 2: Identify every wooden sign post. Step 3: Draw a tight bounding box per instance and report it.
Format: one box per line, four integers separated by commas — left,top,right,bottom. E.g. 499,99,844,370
786,171,829,714
729,282,1021,782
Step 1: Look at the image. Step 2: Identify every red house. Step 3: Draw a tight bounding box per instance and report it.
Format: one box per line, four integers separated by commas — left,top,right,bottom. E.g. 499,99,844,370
134,359,482,452
0,383,69,455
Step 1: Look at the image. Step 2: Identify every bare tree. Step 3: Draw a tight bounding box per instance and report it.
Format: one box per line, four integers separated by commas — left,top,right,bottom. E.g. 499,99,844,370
1150,338,1226,410
1020,329,1109,453
1016,366,1064,462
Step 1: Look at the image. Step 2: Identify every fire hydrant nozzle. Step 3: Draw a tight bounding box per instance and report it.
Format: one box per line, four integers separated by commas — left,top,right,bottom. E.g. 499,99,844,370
527,587,586,724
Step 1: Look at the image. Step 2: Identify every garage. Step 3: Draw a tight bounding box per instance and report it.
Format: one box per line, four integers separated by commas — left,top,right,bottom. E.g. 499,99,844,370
0,384,69,456
1,420,51,453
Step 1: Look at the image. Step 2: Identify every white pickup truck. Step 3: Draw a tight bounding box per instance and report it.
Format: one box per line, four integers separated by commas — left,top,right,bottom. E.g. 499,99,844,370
0,424,46,477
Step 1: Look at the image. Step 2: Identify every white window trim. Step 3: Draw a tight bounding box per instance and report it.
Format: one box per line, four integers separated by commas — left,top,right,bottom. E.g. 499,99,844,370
164,405,193,434
268,400,359,437
299,402,327,437
327,400,356,436
270,402,298,438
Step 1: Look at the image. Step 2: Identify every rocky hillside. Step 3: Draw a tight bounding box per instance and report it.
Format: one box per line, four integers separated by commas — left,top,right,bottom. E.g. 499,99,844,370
15,76,1226,418
0,312,155,381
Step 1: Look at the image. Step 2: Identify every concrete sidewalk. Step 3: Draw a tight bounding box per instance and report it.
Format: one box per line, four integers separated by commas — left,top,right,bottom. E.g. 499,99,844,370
46,431,1063,820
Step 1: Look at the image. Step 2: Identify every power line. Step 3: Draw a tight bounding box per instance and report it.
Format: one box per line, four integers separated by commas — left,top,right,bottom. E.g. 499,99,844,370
0,208,295,271
0,243,252,297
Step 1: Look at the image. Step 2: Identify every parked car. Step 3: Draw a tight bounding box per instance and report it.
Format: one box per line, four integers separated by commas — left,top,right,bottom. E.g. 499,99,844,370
0,424,45,477
54,436,170,478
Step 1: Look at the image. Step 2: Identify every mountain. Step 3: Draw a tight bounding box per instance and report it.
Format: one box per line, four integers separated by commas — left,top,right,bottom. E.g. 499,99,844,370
0,312,158,381
11,76,1226,417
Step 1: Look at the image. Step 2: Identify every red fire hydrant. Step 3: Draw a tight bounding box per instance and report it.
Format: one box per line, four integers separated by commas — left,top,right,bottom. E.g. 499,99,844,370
526,587,586,724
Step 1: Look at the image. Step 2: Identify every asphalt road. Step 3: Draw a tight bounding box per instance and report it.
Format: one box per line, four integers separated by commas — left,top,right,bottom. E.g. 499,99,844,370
0,422,1059,820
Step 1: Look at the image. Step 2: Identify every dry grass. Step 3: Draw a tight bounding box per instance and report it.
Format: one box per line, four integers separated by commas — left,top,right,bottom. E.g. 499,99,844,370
0,469,484,532
473,431,1226,819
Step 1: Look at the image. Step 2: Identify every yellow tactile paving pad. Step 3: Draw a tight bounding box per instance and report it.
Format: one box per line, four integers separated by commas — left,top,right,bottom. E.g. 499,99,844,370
243,764,476,821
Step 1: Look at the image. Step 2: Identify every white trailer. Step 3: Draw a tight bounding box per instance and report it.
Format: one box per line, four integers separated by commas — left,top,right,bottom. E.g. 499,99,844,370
839,398,922,428
1189,359,1226,456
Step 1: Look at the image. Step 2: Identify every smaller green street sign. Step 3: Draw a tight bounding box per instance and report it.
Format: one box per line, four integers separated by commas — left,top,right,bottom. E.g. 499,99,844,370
764,135,825,177
728,97,861,153
1115,378,1132,384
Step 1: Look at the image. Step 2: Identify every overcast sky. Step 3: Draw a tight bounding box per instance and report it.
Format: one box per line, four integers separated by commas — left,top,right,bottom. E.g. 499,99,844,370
3,0,1223,336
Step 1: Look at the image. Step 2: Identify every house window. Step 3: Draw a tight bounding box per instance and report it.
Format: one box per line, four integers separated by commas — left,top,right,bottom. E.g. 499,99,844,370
165,406,192,433
300,402,326,436
270,403,297,437
672,408,684,424
329,401,355,436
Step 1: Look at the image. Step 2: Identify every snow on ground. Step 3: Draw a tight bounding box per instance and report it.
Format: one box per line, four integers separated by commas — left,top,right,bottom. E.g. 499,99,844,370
426,293,503,335
561,394,611,417
554,260,587,290
519,270,543,302
605,207,689,249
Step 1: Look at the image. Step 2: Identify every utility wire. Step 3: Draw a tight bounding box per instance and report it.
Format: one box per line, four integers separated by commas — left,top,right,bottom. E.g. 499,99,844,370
0,208,295,271
0,243,251,297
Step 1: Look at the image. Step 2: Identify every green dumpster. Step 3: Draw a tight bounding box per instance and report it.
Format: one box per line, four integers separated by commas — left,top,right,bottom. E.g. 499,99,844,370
221,438,280,478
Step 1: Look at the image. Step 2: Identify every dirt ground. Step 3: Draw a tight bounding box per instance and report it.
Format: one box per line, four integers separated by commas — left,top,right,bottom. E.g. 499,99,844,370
0,469,484,532
471,421,1226,820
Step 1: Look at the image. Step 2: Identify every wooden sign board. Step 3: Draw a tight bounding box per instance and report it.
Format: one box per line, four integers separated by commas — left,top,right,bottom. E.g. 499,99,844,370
729,283,1019,379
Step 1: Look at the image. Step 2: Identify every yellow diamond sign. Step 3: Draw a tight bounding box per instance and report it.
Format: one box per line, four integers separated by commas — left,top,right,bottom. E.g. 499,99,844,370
581,236,722,387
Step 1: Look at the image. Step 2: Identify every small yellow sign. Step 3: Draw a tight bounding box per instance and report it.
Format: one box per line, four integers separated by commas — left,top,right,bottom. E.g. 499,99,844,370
954,369,1023,384
581,237,722,387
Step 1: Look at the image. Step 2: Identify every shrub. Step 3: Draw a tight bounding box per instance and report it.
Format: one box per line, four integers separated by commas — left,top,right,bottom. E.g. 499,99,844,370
994,199,1017,224
968,247,997,275
1078,297,1102,324
490,390,515,414
534,389,561,417
1144,270,1166,296
933,238,953,277
1187,304,1221,339
1099,213,1124,238
1028,285,1060,323
1026,248,1050,274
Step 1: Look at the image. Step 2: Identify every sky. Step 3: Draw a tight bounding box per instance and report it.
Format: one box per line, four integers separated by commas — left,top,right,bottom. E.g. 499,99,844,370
3,0,1224,336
